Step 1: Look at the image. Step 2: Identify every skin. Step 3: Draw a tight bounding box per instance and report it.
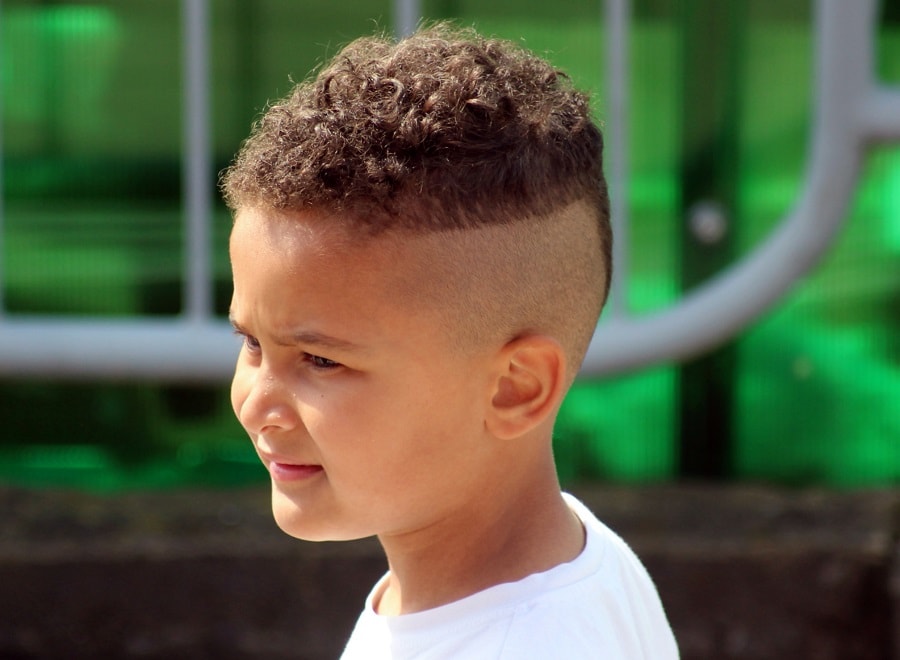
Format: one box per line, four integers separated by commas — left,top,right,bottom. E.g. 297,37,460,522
229,206,585,615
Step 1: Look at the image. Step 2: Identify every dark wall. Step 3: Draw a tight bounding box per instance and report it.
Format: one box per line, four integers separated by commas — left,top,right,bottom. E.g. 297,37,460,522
2,485,898,659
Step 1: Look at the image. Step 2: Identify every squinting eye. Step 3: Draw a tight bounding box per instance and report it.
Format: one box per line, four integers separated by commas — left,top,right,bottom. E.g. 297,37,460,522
307,354,341,370
234,331,260,352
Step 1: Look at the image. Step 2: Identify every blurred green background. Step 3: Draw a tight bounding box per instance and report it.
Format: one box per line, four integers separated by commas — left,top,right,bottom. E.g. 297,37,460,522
1,0,898,491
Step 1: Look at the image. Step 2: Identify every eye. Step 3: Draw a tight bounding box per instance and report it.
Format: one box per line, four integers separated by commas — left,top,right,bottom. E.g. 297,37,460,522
234,330,261,353
306,353,341,370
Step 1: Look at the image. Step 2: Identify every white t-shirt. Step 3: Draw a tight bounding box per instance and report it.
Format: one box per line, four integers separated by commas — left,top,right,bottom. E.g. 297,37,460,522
341,494,678,659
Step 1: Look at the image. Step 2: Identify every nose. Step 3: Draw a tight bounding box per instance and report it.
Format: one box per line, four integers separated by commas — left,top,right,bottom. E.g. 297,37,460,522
232,363,299,435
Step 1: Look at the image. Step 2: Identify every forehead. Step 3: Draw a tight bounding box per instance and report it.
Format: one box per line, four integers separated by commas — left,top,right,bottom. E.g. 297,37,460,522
231,207,347,261
229,207,450,318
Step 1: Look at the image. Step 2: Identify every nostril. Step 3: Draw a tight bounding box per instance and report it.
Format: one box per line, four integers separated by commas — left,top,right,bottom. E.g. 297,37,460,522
260,405,297,432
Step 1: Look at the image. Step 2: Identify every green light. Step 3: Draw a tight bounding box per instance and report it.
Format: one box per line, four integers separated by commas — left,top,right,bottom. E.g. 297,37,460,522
556,369,676,484
2,6,121,143
883,150,900,251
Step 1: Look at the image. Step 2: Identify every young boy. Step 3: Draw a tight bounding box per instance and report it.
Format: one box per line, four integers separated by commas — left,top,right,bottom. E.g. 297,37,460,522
221,24,677,659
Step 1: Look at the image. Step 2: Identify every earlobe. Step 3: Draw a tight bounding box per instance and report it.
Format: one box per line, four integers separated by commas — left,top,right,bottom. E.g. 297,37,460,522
486,335,567,440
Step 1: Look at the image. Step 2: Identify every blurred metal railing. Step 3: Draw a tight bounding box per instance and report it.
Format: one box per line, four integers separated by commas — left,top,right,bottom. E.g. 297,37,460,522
583,0,900,375
0,0,897,381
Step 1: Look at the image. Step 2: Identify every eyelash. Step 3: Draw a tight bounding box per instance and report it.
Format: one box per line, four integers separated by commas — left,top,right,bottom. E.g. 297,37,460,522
234,331,341,371
305,354,341,370
238,332,260,352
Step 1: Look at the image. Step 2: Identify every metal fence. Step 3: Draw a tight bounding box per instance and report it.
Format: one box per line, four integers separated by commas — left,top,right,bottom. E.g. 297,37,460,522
0,0,897,382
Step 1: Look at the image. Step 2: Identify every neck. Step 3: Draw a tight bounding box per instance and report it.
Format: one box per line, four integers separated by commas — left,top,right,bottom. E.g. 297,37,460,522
374,458,584,616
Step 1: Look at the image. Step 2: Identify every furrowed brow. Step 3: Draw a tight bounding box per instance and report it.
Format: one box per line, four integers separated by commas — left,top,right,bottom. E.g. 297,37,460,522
228,312,247,334
228,313,362,353
288,330,362,353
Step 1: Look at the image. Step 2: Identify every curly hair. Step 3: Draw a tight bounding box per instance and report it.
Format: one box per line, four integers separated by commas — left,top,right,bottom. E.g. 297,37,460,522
221,24,609,237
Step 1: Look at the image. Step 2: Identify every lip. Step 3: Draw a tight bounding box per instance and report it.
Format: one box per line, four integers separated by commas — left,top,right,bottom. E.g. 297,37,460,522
256,449,324,482
269,461,324,482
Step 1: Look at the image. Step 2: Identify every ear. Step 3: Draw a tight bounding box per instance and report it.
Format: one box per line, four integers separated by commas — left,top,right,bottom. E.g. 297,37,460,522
485,335,568,441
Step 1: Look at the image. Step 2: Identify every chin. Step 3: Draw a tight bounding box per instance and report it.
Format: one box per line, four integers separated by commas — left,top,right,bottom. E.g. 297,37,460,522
270,491,371,542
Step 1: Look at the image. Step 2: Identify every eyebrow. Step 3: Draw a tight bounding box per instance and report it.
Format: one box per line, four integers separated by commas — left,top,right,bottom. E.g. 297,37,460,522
229,313,364,353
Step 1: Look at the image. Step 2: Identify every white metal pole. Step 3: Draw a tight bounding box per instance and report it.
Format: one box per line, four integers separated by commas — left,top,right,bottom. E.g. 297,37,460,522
394,0,420,39
182,0,213,321
605,0,630,319
0,0,6,316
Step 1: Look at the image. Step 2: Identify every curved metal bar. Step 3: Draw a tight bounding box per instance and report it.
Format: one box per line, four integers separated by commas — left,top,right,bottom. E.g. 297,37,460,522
581,0,893,376
859,87,900,141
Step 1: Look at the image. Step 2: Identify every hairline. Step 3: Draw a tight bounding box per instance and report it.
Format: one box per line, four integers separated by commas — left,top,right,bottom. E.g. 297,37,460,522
233,197,609,380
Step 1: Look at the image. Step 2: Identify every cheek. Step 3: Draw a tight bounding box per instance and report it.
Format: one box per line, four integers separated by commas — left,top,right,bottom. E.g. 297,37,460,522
301,392,357,440
302,388,393,458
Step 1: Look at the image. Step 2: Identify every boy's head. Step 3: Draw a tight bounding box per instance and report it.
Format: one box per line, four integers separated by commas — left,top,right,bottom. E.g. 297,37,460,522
224,25,611,541
222,24,611,378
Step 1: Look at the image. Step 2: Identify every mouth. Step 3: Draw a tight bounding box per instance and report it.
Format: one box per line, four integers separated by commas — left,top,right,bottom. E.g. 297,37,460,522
267,460,324,483
254,446,324,483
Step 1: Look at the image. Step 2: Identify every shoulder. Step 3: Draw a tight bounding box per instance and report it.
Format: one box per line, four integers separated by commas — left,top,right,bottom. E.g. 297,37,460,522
343,495,679,660
494,589,678,660
490,494,679,659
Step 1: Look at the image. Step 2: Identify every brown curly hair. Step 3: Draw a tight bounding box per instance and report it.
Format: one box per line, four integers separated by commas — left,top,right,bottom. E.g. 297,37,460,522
223,24,612,360
221,24,609,235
